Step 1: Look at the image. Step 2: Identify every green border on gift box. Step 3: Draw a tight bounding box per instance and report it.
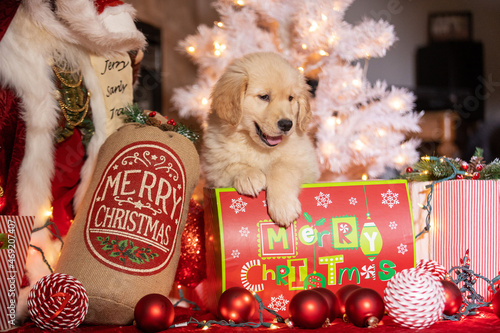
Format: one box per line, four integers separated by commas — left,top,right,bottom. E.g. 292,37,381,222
211,179,416,292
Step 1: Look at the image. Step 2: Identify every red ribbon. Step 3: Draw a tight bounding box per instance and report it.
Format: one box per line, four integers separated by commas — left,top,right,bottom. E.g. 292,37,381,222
47,292,71,321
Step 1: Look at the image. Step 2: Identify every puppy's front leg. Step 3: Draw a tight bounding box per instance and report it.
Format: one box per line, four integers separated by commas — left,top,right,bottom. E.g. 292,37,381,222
266,163,303,228
227,163,267,197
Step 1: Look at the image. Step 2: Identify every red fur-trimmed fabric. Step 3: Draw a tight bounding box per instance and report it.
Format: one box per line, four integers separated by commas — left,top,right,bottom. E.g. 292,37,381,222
0,0,20,41
0,85,25,216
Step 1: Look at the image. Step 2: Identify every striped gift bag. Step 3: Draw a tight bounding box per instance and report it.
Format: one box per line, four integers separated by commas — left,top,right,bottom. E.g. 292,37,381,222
430,180,500,299
0,216,34,331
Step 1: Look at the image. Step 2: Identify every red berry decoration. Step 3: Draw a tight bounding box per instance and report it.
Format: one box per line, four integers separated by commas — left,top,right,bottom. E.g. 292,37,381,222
336,284,361,318
288,289,329,329
134,294,175,333
461,162,468,171
345,288,384,328
472,172,480,180
148,111,157,117
456,174,464,180
476,164,484,171
441,280,463,315
492,291,500,319
405,167,413,173
312,288,340,322
167,119,177,126
217,287,256,323
27,273,88,330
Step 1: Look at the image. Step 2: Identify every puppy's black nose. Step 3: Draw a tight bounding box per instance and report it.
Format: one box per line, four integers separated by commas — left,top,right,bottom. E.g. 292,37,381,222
277,119,293,132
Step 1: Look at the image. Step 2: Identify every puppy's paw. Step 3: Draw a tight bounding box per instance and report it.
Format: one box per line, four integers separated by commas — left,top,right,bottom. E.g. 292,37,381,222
233,169,266,197
267,193,301,228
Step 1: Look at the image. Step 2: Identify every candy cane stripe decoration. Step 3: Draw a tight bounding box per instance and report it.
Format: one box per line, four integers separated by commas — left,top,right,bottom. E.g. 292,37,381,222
384,268,445,329
27,273,88,330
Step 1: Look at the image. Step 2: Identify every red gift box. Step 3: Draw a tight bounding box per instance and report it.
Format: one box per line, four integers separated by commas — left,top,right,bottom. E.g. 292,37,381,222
0,216,34,331
204,180,415,319
429,180,500,299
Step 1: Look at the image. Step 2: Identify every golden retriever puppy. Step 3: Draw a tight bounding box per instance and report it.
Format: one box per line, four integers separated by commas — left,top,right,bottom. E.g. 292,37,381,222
202,52,319,227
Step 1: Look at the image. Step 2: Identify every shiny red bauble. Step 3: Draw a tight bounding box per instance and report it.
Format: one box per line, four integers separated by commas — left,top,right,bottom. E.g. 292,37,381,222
345,288,384,328
313,288,340,322
217,287,256,323
441,280,463,315
134,294,175,333
491,291,500,319
336,284,361,317
289,289,329,329
406,167,413,173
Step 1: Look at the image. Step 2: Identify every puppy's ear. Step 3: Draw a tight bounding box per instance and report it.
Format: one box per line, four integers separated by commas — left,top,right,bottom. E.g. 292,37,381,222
297,88,312,132
210,66,247,126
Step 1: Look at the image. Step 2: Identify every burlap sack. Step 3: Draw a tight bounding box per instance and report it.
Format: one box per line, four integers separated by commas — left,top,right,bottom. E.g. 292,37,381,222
55,124,200,324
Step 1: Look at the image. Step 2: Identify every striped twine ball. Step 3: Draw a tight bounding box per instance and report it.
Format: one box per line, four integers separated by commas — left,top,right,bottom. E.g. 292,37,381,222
416,259,448,280
27,273,88,330
384,268,445,329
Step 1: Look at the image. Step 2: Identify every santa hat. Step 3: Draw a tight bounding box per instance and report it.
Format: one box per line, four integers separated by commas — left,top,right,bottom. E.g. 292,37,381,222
0,0,146,55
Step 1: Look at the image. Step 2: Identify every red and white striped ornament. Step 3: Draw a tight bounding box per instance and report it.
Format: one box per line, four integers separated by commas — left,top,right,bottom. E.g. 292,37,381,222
416,259,448,280
384,268,445,329
27,273,88,330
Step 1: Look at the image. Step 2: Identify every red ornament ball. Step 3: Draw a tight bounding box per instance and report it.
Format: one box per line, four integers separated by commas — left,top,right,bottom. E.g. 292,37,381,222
456,174,464,180
406,167,413,173
27,273,88,330
476,164,484,171
345,288,384,328
492,291,500,319
148,111,157,117
461,162,469,170
289,289,329,329
134,294,175,333
441,280,463,315
472,172,480,180
336,284,361,318
312,288,340,322
217,287,256,323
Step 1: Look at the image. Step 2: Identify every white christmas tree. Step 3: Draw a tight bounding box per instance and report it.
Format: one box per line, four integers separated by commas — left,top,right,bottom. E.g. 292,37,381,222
172,0,422,180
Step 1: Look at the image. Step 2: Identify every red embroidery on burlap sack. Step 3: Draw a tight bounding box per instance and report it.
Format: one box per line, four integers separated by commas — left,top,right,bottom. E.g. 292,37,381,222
84,142,186,276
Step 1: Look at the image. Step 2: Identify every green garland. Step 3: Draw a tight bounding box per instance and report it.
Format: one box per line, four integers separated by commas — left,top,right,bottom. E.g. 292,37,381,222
402,147,500,181
122,104,200,143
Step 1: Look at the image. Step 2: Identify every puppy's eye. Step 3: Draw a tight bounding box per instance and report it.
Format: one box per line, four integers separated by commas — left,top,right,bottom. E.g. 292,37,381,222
259,94,270,102
289,96,294,102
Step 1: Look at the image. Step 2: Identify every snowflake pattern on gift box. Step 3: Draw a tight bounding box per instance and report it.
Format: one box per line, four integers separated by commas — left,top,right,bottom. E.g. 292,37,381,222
239,227,250,237
389,221,398,230
381,189,399,208
230,197,247,214
267,294,290,312
361,264,376,280
315,192,333,208
397,243,408,255
231,249,240,258
349,197,357,205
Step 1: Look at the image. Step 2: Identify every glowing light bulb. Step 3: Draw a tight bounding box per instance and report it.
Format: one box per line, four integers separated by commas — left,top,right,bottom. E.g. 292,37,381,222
201,98,208,105
215,21,224,28
377,128,386,136
298,66,304,72
318,50,329,56
390,97,403,110
354,139,364,151
352,79,361,87
187,46,195,53
235,0,245,6
301,43,308,50
362,174,368,180
309,21,318,32
321,14,327,21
